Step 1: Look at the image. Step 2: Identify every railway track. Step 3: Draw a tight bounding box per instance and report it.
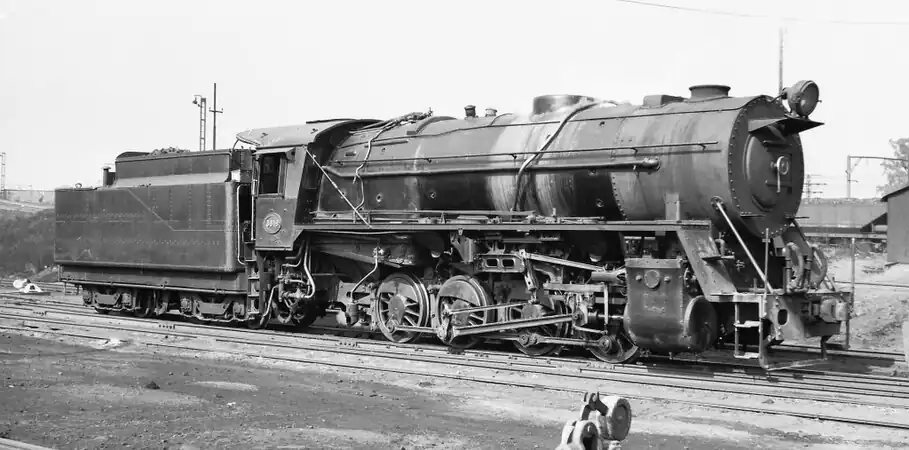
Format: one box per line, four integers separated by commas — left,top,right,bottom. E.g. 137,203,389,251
1,293,905,377
2,294,909,431
4,283,903,362
2,290,904,367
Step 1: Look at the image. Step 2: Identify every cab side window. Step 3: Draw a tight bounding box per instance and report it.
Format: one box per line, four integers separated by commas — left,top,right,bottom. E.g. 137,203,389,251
258,154,283,195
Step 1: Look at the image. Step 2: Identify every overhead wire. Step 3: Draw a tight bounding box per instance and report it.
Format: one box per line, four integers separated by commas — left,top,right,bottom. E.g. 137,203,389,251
611,0,909,26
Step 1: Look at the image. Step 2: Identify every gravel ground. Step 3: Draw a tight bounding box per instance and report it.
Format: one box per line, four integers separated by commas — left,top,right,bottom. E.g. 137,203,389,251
1,329,908,450
827,254,909,352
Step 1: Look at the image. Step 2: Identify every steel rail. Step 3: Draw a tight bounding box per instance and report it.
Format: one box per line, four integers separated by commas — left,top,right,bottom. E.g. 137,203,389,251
2,293,904,367
0,437,56,450
2,298,906,393
5,315,909,431
3,295,906,397
150,342,909,432
4,298,905,383
4,288,903,365
776,342,905,361
2,308,909,416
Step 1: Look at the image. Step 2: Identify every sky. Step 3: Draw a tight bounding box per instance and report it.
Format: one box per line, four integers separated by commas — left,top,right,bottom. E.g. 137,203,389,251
1,0,908,198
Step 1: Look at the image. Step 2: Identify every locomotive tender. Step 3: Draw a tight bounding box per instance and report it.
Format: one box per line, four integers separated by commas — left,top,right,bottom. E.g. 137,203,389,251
55,80,848,370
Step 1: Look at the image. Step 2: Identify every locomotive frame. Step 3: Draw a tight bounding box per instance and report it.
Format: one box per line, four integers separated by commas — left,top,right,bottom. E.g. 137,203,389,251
56,80,849,371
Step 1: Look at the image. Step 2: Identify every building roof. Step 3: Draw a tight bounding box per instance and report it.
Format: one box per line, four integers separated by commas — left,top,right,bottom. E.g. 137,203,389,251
860,212,888,232
881,184,909,202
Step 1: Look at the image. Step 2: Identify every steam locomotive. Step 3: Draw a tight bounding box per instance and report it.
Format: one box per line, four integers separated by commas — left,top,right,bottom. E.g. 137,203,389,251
55,80,848,370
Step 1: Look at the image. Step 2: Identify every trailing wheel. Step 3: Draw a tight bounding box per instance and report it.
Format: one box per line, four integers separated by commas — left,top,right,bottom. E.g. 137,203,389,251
88,287,111,314
435,275,494,350
373,272,431,344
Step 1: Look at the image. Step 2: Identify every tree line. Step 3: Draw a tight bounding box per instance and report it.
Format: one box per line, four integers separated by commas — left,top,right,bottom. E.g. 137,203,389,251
878,138,909,196
0,209,55,277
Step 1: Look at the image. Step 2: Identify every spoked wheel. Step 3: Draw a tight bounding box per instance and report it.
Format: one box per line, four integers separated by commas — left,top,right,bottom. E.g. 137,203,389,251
510,301,569,357
581,324,642,364
435,275,494,350
373,273,431,344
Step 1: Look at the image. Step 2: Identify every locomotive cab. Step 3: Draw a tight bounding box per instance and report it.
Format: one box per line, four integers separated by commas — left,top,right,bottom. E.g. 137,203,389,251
252,147,297,250
258,152,285,195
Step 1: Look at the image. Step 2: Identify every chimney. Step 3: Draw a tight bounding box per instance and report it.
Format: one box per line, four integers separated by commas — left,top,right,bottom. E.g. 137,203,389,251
101,165,115,187
464,105,477,118
688,85,731,101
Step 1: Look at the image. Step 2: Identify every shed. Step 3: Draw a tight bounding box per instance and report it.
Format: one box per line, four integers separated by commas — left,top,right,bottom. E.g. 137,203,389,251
881,184,909,263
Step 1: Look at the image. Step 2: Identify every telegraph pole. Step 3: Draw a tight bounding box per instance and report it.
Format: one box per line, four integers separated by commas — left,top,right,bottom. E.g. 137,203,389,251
209,83,223,150
804,174,827,198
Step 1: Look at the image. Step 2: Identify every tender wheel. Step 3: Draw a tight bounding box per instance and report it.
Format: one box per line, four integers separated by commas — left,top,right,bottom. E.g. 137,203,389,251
373,273,431,344
435,275,494,350
132,291,155,318
90,288,113,314
510,301,569,357
582,324,642,364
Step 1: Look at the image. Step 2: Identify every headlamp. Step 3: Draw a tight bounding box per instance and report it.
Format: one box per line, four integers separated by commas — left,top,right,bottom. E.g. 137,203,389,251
783,80,820,117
